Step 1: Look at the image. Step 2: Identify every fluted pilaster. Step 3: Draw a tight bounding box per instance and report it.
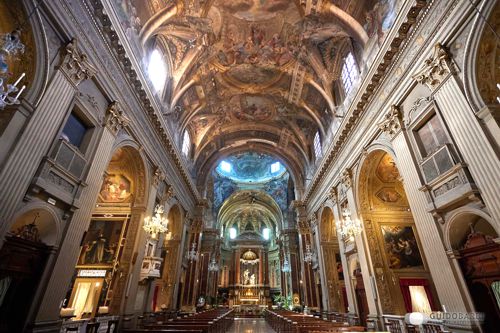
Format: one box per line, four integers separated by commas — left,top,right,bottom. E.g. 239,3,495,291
392,133,469,313
36,126,116,322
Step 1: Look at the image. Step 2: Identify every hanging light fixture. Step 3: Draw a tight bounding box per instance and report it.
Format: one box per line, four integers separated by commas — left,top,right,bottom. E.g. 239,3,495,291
208,256,219,272
186,242,199,262
1,29,26,109
336,208,363,241
281,256,291,273
143,204,169,239
303,244,315,264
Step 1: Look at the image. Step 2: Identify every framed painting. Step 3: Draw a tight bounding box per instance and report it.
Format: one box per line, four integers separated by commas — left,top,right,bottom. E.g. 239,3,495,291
380,225,424,270
77,219,124,267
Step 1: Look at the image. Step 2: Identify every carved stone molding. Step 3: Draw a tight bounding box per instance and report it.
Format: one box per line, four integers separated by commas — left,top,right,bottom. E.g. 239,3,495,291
412,43,455,91
378,105,403,138
59,38,97,86
105,101,130,135
340,169,352,189
153,166,166,187
309,213,318,230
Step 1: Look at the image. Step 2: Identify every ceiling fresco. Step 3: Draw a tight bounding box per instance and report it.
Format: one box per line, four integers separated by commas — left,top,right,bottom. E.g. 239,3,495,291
109,0,402,189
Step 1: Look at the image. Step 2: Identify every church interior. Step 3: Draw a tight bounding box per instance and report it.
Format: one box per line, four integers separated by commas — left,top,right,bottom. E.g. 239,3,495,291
0,0,499,332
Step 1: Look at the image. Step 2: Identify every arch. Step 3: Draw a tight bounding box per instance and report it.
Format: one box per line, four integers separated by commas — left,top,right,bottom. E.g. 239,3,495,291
318,206,336,243
463,0,499,112
196,143,304,194
9,203,62,247
444,207,499,251
166,204,184,241
108,136,151,207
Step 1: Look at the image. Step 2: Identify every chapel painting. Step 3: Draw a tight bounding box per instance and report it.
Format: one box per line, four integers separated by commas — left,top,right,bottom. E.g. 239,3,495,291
98,174,132,203
77,220,124,266
381,225,424,270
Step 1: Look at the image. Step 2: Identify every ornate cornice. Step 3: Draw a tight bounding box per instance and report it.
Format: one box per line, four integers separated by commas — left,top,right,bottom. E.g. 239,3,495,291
59,38,97,86
304,0,429,203
105,101,130,135
378,105,403,138
412,43,455,91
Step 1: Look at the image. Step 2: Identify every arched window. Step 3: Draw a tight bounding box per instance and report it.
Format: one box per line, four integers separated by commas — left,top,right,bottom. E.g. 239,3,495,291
182,130,190,157
147,49,167,92
341,52,359,95
314,131,322,160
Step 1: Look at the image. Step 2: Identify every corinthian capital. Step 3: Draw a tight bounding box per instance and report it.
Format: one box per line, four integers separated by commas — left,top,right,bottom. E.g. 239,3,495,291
412,43,455,91
59,39,97,86
105,101,130,135
340,169,352,189
378,105,403,138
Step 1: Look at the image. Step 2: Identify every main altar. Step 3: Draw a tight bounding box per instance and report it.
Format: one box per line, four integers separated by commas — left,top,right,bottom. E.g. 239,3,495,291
227,232,271,315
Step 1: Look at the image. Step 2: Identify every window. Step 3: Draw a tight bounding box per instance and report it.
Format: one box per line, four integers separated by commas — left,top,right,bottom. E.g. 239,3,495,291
416,114,449,157
270,162,281,173
220,160,231,173
314,131,322,160
148,49,167,92
263,228,270,240
182,130,190,157
61,113,89,148
229,227,237,239
341,52,359,95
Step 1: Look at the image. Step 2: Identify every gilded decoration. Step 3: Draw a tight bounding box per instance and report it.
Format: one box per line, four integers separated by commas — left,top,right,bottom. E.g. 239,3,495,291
475,1,500,107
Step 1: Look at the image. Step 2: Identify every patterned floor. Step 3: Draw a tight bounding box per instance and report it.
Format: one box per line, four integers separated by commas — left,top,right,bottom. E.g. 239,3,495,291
227,318,276,333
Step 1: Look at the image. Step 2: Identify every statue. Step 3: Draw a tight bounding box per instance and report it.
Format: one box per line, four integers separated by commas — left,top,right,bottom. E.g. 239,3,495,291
243,269,250,285
249,274,256,285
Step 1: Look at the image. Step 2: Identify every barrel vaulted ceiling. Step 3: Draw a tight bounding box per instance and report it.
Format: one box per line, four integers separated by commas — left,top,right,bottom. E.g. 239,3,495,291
113,0,398,189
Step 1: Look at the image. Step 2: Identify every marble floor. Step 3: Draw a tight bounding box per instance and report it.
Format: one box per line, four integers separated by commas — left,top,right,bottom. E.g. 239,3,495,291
227,318,277,333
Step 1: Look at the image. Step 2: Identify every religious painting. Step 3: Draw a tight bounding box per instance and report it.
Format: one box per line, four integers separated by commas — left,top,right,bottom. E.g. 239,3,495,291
78,220,124,266
232,95,274,122
98,174,132,203
381,225,424,270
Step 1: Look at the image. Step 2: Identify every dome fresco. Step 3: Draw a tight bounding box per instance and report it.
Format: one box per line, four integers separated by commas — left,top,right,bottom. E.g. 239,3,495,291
216,152,286,183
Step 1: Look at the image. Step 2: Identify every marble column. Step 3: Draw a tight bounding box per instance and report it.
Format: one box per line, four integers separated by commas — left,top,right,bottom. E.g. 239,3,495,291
378,104,470,315
330,192,356,314
123,173,164,315
311,219,329,311
0,39,97,247
34,101,130,324
413,43,500,228
342,170,381,325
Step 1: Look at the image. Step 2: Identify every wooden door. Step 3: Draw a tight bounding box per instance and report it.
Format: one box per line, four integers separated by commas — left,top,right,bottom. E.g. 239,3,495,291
354,269,368,326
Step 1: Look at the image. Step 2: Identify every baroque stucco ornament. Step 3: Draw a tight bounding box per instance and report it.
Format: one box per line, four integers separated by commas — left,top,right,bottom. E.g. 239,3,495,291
105,101,130,135
412,43,455,91
59,39,97,86
340,169,352,189
378,105,402,138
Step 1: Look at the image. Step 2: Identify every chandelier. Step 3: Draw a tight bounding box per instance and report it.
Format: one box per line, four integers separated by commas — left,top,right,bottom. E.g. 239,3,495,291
143,205,169,239
208,256,219,272
1,29,26,109
281,256,291,273
303,244,315,264
336,208,363,241
186,242,199,262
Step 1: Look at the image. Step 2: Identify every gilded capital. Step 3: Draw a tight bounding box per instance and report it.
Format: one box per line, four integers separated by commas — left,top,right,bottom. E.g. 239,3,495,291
59,39,97,86
412,43,455,91
378,105,403,138
328,187,338,203
105,101,130,135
